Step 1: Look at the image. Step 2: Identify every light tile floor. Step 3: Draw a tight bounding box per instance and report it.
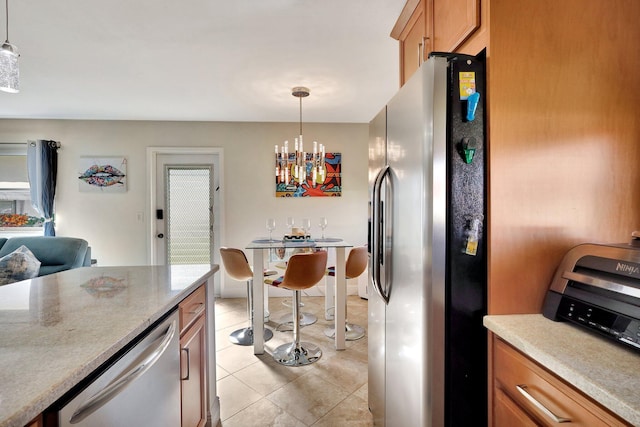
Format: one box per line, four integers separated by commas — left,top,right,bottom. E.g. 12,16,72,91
214,295,373,427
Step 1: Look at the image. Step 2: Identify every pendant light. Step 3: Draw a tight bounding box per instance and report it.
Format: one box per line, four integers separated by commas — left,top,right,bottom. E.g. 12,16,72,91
275,87,326,188
0,0,19,93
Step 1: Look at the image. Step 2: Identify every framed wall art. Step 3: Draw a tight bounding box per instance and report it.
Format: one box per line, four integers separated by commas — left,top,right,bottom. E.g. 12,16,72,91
275,152,341,197
78,156,127,193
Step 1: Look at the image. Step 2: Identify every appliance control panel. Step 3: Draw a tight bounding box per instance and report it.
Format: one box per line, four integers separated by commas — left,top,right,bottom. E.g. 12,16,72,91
557,296,640,352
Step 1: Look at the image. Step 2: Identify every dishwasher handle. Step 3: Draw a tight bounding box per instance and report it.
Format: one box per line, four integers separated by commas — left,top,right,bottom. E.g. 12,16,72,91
69,319,178,424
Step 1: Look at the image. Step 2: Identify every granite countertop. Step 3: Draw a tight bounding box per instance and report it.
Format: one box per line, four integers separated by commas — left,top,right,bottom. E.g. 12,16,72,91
484,314,640,426
0,264,218,427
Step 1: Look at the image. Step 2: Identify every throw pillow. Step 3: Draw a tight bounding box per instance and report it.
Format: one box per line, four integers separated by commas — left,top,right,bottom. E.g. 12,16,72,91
0,245,41,286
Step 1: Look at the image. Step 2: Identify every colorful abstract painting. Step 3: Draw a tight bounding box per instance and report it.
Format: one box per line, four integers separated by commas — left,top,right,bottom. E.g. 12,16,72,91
275,152,341,197
78,156,127,193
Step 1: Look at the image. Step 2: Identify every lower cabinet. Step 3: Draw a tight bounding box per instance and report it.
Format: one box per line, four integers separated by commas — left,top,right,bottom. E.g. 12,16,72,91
494,387,538,427
492,336,630,427
179,285,207,427
25,414,43,427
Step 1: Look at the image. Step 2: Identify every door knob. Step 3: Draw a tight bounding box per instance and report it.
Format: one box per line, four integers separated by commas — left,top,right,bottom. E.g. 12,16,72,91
157,233,164,238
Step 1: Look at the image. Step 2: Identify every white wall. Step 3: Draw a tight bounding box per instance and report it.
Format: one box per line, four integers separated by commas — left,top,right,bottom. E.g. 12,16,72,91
0,119,369,294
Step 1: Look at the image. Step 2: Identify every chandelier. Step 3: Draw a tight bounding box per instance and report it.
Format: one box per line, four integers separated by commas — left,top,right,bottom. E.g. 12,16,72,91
0,0,19,93
275,87,326,188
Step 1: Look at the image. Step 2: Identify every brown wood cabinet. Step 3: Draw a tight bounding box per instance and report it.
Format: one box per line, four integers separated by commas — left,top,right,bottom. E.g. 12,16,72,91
391,0,482,85
432,0,480,52
484,0,640,316
179,285,207,427
25,414,42,427
492,336,630,426
389,0,640,425
485,1,639,422
391,0,428,86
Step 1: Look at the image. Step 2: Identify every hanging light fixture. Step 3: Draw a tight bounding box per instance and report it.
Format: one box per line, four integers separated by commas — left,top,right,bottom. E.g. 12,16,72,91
275,87,326,188
0,0,19,93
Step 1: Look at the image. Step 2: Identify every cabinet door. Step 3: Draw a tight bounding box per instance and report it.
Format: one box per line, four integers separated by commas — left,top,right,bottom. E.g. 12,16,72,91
494,388,538,427
179,284,206,331
392,0,429,86
25,414,43,427
400,4,426,85
493,338,630,427
432,0,479,52
180,315,206,427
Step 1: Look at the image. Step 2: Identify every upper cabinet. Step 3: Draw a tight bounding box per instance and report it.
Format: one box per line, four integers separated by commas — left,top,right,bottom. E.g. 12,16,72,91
432,0,480,52
391,0,429,86
391,0,482,86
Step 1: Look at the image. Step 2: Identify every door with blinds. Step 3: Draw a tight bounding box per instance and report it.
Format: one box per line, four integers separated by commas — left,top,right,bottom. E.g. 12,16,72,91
154,154,215,269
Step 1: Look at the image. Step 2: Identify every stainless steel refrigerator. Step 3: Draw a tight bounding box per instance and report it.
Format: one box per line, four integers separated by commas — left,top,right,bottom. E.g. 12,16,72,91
368,52,487,427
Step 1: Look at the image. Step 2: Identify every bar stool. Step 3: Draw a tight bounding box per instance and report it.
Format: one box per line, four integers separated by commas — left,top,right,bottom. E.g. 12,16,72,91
273,250,328,367
265,274,318,328
219,247,273,346
265,249,317,328
324,245,368,341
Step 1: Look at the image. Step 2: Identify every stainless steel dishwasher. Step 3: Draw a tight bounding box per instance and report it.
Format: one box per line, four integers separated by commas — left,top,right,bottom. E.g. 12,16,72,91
54,310,181,426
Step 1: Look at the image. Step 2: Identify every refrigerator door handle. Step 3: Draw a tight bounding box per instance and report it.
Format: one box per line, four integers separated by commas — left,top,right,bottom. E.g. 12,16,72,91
372,164,390,304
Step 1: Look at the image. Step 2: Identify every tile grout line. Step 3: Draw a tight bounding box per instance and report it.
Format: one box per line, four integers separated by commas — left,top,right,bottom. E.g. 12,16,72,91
215,296,373,426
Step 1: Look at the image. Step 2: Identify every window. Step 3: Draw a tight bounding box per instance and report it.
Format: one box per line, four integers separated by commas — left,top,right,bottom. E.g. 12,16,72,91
166,166,212,266
0,144,43,235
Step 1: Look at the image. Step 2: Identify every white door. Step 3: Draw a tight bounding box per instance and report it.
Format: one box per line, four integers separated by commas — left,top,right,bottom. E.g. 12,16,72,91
152,153,218,269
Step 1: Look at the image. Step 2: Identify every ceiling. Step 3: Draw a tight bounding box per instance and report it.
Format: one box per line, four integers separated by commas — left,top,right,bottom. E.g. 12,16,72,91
0,0,405,123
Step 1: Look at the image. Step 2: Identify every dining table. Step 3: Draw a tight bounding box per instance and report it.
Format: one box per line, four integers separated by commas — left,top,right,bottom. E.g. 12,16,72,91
246,237,353,355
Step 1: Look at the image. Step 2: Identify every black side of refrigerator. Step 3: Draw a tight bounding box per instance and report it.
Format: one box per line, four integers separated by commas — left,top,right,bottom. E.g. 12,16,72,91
440,51,488,427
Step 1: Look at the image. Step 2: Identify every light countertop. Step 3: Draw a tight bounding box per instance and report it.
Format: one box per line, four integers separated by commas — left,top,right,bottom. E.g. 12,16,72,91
484,314,640,426
0,264,218,427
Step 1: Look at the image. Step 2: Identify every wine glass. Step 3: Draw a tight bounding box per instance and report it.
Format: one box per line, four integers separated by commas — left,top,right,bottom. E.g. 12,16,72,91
286,217,295,234
266,218,276,241
302,218,311,238
318,217,328,239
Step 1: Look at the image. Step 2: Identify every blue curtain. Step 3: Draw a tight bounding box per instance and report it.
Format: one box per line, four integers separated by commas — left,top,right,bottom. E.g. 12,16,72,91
27,140,59,236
